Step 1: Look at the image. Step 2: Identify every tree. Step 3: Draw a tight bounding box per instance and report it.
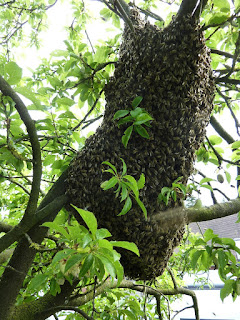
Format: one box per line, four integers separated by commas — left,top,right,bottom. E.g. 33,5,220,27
0,0,240,318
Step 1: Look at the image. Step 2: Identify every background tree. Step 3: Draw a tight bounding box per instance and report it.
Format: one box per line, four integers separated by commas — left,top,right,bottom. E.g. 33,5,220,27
0,0,240,319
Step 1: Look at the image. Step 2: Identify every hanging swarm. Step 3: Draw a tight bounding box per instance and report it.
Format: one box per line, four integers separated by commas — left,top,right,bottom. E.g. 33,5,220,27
67,10,215,280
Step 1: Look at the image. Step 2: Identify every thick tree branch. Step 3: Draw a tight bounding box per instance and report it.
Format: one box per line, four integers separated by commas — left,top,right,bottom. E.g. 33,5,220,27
177,0,207,19
0,170,68,319
151,198,240,229
0,75,42,218
210,116,235,144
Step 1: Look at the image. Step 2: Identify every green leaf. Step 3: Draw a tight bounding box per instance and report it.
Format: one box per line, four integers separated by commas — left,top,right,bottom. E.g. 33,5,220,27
135,197,147,220
123,175,139,198
200,184,213,191
95,254,116,279
137,173,145,190
72,206,98,236
79,254,94,277
96,228,112,239
118,196,132,216
214,0,230,13
113,110,129,120
130,107,143,118
120,184,128,202
102,161,117,174
101,176,118,190
122,125,133,148
231,141,240,149
28,274,48,292
199,177,214,184
5,62,22,85
132,96,143,108
208,12,229,24
52,249,76,265
220,280,234,301
42,222,69,239
134,113,153,125
204,229,216,242
50,278,61,296
134,124,150,139
218,249,228,270
65,253,86,273
15,87,41,109
121,158,127,176
191,250,203,269
56,97,75,107
113,259,124,286
111,241,139,256
117,115,134,126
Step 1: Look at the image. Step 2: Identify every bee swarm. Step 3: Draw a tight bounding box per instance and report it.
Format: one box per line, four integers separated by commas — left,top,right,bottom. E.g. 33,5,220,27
67,10,215,280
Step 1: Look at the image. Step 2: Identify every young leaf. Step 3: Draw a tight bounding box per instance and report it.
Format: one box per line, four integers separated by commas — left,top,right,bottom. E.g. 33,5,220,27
28,274,48,292
134,125,150,139
95,254,116,279
113,109,129,120
132,96,143,108
220,280,234,301
117,115,134,126
96,228,112,240
199,177,214,184
137,173,145,190
121,158,127,176
5,61,22,85
72,206,98,236
114,260,124,286
79,254,94,278
120,184,128,202
102,161,117,174
134,113,153,125
118,196,132,216
100,176,118,190
64,253,87,274
122,125,133,148
135,197,147,220
111,241,140,256
123,175,139,198
130,107,143,118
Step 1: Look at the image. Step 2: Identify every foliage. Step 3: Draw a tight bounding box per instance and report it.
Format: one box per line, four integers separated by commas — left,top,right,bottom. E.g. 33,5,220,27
101,158,147,218
113,96,153,147
0,0,240,319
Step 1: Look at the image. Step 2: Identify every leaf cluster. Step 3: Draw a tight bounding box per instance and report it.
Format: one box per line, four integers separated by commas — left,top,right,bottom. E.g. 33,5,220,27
101,158,147,219
113,96,153,148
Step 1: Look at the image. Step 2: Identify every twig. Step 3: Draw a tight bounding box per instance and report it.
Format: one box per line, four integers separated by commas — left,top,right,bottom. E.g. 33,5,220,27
91,276,97,317
44,306,94,320
198,170,217,204
129,3,164,21
85,30,95,54
167,268,178,289
171,305,194,320
206,137,239,166
72,88,105,131
0,173,30,195
216,87,240,135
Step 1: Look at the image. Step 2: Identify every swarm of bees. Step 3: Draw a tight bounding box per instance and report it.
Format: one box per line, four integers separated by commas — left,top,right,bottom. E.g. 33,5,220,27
67,9,215,280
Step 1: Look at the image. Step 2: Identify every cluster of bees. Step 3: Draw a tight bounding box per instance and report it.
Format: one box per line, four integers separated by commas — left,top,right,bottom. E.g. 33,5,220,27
67,9,215,280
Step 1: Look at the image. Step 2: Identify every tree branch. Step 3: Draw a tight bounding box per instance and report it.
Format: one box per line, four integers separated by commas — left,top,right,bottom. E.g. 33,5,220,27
0,75,42,219
210,116,235,144
150,197,240,230
177,0,207,19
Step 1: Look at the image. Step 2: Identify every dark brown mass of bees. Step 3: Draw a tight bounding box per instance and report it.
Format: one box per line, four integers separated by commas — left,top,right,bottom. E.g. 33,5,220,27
67,9,215,280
